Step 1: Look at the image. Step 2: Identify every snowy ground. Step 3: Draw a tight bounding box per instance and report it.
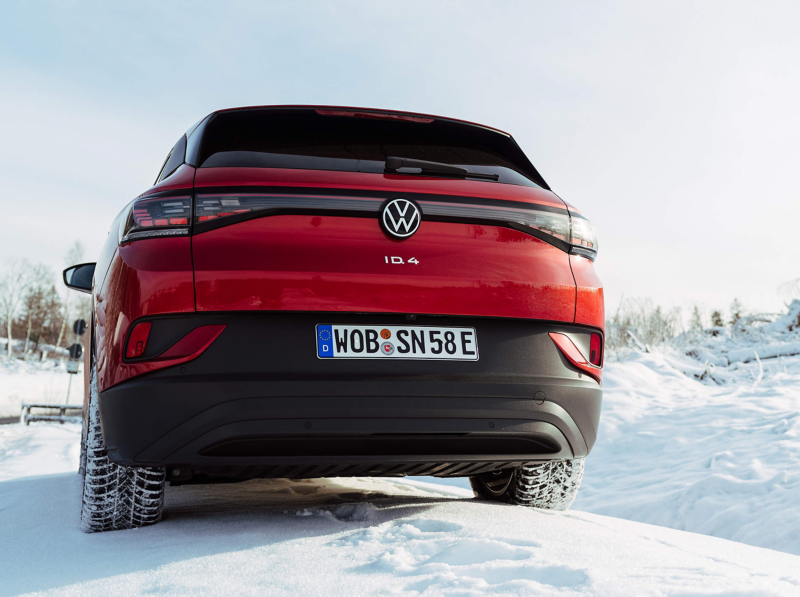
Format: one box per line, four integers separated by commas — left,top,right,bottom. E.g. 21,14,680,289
573,313,800,555
2,309,800,595
0,358,84,418
575,349,800,555
2,423,799,596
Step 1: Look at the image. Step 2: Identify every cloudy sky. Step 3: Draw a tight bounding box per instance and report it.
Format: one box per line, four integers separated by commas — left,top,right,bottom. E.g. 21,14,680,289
1,1,798,318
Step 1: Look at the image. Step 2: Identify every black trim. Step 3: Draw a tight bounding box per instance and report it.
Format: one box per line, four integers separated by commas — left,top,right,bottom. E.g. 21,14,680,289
63,263,96,294
185,115,213,167
99,313,602,470
191,186,573,254
193,185,568,214
194,206,376,234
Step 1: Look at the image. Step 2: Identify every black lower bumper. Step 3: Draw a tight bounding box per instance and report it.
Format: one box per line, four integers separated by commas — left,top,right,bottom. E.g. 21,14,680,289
98,313,602,478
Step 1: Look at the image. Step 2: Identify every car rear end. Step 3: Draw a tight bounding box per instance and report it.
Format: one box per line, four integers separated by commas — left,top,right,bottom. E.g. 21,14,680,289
93,106,603,484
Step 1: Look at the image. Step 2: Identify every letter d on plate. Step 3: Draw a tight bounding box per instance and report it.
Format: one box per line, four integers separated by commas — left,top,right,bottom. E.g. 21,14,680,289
317,325,334,358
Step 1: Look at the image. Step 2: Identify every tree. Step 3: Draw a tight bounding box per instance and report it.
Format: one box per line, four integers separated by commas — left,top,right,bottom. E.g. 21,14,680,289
22,264,55,355
0,260,31,359
52,241,85,356
729,298,744,326
710,310,724,327
689,305,703,331
21,265,62,357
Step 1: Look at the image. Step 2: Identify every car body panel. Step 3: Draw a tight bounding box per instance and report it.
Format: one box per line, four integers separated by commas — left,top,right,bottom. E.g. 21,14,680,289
570,254,604,328
193,214,577,320
138,163,196,197
95,238,195,392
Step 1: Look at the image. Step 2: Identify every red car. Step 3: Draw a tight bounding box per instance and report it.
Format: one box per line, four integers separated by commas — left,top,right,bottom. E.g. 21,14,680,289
64,106,603,532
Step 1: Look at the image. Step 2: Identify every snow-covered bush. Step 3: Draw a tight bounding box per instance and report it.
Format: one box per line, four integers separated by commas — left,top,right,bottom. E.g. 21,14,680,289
605,297,682,354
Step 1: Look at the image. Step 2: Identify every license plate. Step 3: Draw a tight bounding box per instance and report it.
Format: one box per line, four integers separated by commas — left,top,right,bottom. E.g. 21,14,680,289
316,324,478,360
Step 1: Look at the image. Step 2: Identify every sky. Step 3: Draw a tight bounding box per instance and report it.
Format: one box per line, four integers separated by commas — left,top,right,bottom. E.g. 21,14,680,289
1,1,799,320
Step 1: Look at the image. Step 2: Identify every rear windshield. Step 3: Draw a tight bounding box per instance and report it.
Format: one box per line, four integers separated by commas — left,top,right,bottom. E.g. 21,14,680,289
197,109,547,188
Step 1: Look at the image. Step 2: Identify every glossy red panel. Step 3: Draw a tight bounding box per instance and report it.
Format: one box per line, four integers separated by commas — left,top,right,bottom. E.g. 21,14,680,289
194,168,566,210
95,237,195,392
570,254,604,330
137,163,195,198
193,215,576,321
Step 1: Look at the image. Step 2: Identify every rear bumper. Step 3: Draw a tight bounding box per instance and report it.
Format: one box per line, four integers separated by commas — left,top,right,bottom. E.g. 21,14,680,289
98,313,602,478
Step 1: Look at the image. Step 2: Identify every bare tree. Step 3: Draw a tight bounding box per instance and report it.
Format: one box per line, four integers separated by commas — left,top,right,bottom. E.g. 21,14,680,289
21,265,62,358
0,260,31,359
40,241,87,361
53,241,86,355
22,264,54,355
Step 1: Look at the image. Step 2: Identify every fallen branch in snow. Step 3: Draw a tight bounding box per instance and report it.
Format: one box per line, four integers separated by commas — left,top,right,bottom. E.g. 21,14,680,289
726,342,800,365
626,331,649,352
752,351,763,388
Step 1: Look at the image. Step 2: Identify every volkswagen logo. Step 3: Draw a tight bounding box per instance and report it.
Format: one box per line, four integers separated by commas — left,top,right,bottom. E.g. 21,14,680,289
380,198,421,239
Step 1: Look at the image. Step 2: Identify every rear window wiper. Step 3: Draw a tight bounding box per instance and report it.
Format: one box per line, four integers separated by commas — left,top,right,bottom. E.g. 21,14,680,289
385,156,499,181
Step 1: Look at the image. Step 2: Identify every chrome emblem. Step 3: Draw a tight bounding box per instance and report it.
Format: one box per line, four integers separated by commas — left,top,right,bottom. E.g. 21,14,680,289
380,198,421,239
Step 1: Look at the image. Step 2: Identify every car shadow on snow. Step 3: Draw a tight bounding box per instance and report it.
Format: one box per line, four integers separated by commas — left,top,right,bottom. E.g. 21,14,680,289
0,472,470,596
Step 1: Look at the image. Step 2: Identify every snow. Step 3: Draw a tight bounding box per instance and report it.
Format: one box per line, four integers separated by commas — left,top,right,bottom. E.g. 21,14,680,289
1,423,799,596
573,315,800,556
3,306,800,594
0,358,84,418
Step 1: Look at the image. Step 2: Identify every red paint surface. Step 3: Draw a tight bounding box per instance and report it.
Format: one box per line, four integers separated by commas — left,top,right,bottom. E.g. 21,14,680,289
95,237,195,392
570,254,604,330
93,162,604,389
549,332,602,384
137,163,195,198
193,215,577,321
194,168,566,210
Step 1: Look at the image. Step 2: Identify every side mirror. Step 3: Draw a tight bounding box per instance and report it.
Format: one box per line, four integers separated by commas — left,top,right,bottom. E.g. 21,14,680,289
63,263,96,294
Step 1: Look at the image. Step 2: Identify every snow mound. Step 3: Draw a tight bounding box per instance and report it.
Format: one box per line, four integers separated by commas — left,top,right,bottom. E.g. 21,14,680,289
575,347,800,555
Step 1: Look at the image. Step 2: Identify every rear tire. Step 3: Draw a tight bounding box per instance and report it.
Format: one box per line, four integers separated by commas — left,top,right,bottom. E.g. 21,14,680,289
469,459,585,511
79,364,166,533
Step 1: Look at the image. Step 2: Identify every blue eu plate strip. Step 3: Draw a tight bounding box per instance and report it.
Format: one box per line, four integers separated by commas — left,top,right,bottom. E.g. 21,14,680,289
317,325,334,358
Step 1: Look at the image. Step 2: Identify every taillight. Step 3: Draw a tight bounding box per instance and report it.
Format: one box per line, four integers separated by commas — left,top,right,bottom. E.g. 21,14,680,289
125,322,152,358
119,195,192,243
589,332,603,366
570,215,598,261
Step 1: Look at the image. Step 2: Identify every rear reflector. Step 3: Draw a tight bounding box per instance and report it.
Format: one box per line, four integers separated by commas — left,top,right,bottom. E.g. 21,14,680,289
158,325,226,360
548,332,602,383
125,322,152,359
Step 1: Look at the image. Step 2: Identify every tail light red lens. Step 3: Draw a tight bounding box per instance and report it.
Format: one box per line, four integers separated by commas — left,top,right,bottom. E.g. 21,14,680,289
119,196,192,243
589,332,603,366
125,322,152,358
